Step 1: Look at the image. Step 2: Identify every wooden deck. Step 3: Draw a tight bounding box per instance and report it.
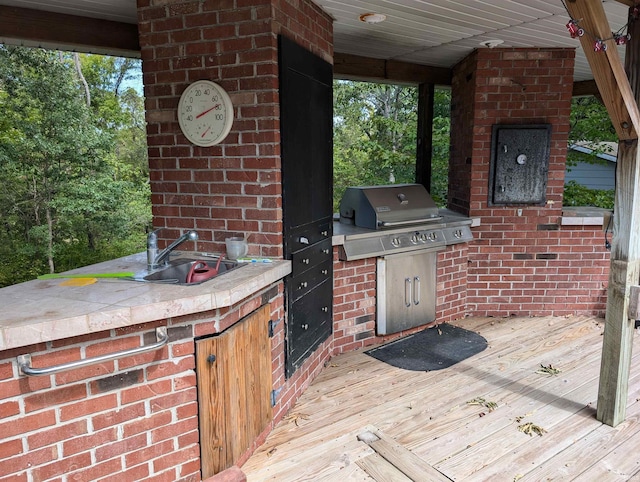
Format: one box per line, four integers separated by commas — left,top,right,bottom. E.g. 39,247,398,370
242,315,640,481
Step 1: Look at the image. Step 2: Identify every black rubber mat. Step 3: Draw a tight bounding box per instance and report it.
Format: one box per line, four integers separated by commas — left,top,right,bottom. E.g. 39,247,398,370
365,323,488,371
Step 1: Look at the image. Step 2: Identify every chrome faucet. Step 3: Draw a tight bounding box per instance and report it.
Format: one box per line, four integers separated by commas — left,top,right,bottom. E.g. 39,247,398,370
147,229,198,270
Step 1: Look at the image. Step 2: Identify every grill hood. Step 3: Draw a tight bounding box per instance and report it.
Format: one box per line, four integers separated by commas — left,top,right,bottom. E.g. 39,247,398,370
339,184,441,230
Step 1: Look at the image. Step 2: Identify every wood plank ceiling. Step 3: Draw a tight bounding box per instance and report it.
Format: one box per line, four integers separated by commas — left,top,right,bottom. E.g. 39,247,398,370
0,0,634,84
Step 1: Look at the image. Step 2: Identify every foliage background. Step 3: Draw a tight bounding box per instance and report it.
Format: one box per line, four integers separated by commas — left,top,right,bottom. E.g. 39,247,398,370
332,81,450,210
0,47,150,287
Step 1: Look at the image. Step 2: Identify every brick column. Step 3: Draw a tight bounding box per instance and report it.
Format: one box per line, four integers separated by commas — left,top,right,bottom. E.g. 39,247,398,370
136,0,332,259
450,48,609,317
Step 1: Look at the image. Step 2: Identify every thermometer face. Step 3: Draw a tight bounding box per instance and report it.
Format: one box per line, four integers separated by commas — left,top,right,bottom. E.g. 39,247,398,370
178,80,234,146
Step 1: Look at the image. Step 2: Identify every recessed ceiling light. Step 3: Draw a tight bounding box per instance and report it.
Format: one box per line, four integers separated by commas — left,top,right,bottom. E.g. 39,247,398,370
359,12,387,24
480,39,504,48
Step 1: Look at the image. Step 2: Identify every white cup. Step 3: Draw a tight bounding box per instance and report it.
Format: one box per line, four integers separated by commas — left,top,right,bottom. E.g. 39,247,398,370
225,237,248,260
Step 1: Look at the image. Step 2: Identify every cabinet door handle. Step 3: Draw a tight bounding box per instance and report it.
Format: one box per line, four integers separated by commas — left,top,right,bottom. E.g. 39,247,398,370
322,249,330,255
405,277,412,307
299,281,308,289
302,324,309,330
299,236,309,245
413,276,420,305
322,306,328,313
321,230,328,237
302,258,310,264
321,269,328,275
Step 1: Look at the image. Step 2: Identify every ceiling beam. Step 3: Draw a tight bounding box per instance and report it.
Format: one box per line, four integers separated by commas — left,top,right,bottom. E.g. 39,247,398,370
565,0,640,140
0,6,140,58
334,52,452,86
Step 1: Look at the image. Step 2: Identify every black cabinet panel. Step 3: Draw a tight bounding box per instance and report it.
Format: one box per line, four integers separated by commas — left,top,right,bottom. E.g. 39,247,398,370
287,259,332,303
279,36,333,230
279,35,333,378
291,238,332,277
286,279,332,376
489,124,551,206
286,218,332,255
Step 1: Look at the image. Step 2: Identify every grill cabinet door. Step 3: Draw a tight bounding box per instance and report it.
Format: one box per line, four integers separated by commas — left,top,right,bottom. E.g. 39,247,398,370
377,251,437,335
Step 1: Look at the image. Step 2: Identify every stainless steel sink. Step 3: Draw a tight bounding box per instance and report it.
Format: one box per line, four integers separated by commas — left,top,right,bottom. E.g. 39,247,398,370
141,258,244,285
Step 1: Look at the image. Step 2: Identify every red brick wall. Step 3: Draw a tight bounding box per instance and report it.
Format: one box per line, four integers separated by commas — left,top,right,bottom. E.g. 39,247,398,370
332,255,377,354
138,0,331,259
437,243,470,320
0,288,281,481
448,51,476,215
137,0,334,464
450,48,609,317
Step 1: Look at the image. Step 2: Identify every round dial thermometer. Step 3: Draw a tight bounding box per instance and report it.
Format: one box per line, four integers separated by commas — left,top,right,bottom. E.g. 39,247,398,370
177,80,234,146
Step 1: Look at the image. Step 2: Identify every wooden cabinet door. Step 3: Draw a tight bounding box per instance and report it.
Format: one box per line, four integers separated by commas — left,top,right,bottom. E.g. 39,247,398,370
196,304,272,478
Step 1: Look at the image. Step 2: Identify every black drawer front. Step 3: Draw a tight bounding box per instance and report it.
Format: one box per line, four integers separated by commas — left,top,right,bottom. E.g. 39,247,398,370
288,318,331,367
287,259,332,303
287,279,332,363
286,218,332,254
290,238,332,276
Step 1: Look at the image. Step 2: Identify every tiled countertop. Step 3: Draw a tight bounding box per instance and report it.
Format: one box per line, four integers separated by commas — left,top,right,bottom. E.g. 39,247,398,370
0,252,291,352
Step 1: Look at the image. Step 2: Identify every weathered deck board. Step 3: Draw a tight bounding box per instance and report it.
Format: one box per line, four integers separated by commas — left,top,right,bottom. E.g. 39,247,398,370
356,453,413,481
521,397,640,480
242,316,640,481
358,425,452,481
407,324,606,459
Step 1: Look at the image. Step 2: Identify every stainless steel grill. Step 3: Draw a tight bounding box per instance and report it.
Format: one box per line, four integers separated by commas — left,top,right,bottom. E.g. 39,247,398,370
339,183,441,229
336,184,473,261
335,183,474,335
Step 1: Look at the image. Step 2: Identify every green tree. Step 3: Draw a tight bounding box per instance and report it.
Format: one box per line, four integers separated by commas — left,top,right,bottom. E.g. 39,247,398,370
430,89,451,206
0,46,150,286
333,80,450,210
565,95,617,208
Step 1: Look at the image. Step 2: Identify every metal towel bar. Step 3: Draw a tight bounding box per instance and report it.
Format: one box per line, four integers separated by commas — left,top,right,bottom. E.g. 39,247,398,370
17,327,169,376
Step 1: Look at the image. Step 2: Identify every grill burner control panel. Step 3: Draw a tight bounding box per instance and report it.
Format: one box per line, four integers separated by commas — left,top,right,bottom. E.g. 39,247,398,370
384,228,445,251
339,223,473,261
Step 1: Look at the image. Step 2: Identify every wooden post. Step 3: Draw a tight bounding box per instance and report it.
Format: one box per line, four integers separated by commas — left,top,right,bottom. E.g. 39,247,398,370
597,140,640,426
416,83,434,192
596,6,640,427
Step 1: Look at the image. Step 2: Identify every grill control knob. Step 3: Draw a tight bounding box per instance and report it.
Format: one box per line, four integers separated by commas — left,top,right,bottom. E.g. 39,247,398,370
391,237,401,247
428,232,437,241
411,234,419,244
454,229,462,239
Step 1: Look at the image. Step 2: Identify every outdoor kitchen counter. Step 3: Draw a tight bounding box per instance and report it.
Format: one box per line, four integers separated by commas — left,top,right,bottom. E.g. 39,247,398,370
0,252,291,351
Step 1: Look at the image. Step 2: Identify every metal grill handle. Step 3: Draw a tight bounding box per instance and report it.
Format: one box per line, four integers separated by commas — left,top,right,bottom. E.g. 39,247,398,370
405,277,412,307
